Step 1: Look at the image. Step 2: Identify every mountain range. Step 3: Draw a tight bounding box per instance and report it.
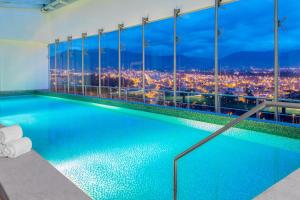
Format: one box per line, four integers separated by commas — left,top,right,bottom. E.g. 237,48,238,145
52,49,300,71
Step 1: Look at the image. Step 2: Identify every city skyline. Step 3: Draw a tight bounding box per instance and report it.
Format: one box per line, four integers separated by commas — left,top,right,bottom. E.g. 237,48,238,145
50,67,300,100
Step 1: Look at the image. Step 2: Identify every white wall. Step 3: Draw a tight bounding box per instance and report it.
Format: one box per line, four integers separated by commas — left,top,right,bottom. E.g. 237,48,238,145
0,7,49,92
0,7,49,42
0,40,48,91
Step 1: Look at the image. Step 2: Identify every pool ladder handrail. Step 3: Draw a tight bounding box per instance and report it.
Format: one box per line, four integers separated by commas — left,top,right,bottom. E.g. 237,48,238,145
173,101,300,200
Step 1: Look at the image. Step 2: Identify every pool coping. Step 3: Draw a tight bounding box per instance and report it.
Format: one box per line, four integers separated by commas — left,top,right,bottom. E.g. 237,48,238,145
33,91,300,139
0,149,91,200
255,168,300,200
0,90,47,97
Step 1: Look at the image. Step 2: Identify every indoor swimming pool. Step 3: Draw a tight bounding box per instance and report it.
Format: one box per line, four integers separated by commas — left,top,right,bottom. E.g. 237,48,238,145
0,95,300,200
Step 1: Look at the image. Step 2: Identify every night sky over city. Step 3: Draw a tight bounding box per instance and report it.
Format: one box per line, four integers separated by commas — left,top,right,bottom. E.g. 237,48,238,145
52,0,300,63
50,0,300,100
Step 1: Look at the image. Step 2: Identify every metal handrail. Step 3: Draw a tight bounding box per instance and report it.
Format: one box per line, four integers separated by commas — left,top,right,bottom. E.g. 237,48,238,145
173,101,300,200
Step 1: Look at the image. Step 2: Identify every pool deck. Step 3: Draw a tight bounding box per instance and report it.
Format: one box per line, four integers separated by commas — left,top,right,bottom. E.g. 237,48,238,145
255,168,300,200
0,150,91,200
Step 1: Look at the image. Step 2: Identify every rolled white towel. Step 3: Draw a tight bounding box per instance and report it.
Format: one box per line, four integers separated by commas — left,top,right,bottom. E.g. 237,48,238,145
0,125,23,144
3,137,32,158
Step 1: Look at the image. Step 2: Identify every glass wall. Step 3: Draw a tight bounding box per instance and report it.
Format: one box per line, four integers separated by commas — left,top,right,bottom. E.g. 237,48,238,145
177,7,215,110
49,43,55,91
69,38,82,94
48,1,300,124
278,0,300,123
219,0,274,115
121,25,143,101
145,18,174,105
100,31,119,98
279,0,300,100
56,41,68,92
84,35,99,96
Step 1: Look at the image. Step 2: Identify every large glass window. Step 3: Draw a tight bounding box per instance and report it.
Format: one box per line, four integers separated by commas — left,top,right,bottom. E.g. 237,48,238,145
145,18,174,105
56,41,68,92
100,31,119,98
278,0,300,123
69,38,82,94
177,7,215,110
279,0,300,100
84,35,99,96
121,25,143,101
48,1,300,124
219,0,274,115
121,26,142,89
49,44,55,91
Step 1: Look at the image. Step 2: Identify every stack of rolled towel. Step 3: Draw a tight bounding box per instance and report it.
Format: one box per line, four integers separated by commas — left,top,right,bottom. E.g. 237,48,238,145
0,125,32,158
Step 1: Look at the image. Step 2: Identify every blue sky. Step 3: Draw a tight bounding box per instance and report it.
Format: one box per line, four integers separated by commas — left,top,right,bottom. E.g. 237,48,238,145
104,0,300,58
182,0,300,58
52,0,300,60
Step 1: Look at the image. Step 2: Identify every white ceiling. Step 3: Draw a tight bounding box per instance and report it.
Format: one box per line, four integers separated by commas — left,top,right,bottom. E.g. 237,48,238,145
0,0,52,9
0,0,78,11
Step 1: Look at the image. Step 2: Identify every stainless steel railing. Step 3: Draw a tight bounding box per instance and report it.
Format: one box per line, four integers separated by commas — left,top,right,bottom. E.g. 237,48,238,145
173,101,300,200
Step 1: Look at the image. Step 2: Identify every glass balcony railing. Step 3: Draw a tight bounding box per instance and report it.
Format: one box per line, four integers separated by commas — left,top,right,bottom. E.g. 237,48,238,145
51,84,300,125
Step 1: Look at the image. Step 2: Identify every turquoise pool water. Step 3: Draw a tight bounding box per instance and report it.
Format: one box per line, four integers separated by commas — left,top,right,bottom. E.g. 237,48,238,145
1,95,300,200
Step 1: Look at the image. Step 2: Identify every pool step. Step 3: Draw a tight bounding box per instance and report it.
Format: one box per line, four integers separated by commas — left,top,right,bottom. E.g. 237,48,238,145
255,168,300,200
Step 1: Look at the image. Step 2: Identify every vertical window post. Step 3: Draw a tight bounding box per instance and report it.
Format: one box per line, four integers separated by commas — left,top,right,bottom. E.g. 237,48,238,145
142,17,149,103
118,24,124,99
98,29,104,97
54,39,59,93
214,0,221,113
274,0,279,121
174,9,180,107
67,36,72,94
82,32,87,95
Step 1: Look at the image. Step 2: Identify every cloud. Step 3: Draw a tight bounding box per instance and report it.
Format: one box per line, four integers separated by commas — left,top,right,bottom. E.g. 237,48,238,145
51,0,300,61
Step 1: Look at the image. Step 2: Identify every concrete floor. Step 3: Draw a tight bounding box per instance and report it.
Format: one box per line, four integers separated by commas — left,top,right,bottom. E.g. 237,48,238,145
0,150,91,200
255,168,300,200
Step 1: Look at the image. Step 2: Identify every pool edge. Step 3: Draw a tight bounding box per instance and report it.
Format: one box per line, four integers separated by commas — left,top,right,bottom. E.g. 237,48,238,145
34,91,300,139
0,150,91,200
255,168,300,200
